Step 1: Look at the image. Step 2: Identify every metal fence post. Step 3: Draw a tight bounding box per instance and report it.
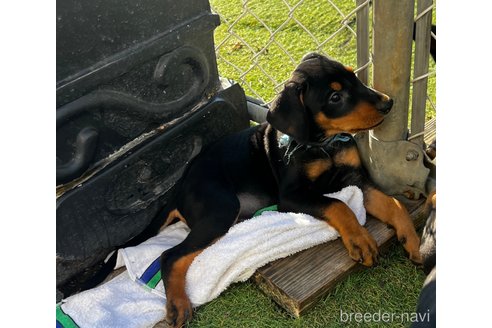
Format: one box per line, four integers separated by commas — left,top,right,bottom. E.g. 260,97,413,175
355,0,430,198
372,0,415,141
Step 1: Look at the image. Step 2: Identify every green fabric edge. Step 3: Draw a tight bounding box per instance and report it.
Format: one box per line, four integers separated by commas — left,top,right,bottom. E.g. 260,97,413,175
147,271,162,289
253,204,278,217
56,304,79,328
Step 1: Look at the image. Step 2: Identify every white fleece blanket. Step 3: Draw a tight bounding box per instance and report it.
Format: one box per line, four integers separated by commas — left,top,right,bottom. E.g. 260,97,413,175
57,186,365,328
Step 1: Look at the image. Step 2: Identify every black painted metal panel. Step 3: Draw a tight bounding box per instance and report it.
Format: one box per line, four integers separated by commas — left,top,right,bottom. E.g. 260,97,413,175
56,0,219,106
57,84,249,289
56,0,249,295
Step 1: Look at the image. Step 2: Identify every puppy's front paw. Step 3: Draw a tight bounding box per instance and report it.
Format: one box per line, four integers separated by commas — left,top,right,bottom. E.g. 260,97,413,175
165,295,193,328
342,228,379,267
398,231,423,265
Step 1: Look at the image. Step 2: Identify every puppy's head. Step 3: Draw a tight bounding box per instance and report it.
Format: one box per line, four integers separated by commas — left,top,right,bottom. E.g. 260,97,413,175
267,53,393,143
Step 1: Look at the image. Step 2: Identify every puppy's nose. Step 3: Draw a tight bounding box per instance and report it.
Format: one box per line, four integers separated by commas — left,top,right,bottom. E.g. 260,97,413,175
378,98,393,114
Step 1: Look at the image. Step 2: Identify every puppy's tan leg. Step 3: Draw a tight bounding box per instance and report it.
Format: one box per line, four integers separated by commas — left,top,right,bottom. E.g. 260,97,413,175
324,201,379,267
162,250,202,328
364,187,422,264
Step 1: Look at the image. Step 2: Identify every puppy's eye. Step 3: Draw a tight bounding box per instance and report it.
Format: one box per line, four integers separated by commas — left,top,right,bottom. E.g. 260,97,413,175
329,93,342,103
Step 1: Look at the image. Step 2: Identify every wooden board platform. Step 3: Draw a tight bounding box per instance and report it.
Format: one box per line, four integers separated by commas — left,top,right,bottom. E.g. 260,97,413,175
253,199,427,317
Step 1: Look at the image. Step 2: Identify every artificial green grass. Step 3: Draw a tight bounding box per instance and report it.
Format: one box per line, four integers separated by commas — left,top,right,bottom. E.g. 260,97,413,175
189,243,426,328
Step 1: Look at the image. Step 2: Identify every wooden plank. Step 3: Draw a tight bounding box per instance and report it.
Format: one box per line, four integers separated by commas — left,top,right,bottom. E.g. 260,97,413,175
253,198,427,317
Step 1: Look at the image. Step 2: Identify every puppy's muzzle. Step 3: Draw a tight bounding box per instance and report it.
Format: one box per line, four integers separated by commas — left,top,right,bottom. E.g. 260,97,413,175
377,98,393,115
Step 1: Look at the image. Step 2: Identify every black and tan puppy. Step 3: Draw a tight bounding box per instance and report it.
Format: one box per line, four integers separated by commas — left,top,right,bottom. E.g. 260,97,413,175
159,53,422,327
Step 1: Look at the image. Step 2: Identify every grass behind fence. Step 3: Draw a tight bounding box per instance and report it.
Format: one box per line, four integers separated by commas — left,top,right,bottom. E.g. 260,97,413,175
211,0,436,119
212,0,358,100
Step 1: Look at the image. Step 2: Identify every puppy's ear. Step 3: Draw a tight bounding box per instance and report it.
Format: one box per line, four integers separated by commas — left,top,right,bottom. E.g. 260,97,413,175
301,52,332,62
267,82,309,143
301,52,323,62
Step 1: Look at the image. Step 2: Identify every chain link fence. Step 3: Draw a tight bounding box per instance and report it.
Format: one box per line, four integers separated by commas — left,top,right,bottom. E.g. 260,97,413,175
210,0,435,136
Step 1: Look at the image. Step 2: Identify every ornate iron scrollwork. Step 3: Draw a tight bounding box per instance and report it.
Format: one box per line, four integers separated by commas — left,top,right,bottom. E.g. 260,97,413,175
153,45,211,108
56,45,212,185
56,127,99,184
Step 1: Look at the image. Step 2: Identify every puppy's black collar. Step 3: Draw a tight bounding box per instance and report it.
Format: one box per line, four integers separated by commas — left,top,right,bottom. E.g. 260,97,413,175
280,133,353,164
